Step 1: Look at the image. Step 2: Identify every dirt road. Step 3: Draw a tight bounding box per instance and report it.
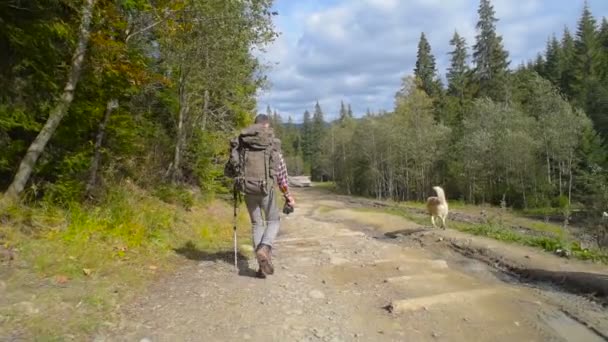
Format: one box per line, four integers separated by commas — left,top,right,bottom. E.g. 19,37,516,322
96,188,608,342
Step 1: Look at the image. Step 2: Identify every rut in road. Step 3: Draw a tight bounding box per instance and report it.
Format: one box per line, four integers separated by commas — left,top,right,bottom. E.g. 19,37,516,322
96,188,607,342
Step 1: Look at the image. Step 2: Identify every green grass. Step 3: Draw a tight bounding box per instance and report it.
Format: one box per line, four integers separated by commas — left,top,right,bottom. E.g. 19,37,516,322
355,205,608,264
312,181,337,191
0,182,249,340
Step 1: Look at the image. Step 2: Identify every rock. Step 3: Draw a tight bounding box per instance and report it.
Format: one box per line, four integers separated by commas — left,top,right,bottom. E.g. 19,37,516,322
308,289,325,299
243,333,252,340
139,338,152,342
437,237,444,242
432,332,441,338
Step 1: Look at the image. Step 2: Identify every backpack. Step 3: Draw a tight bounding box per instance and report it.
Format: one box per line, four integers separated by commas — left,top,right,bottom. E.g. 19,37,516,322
224,124,279,196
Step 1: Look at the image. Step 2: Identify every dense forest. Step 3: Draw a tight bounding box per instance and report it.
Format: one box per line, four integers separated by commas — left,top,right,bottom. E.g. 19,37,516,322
1,0,607,227
273,0,608,227
0,0,277,204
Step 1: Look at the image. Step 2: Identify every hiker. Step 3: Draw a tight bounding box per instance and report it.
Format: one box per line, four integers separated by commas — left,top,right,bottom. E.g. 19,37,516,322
224,114,295,278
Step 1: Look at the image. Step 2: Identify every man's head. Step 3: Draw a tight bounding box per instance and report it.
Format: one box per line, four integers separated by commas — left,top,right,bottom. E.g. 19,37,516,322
254,114,270,127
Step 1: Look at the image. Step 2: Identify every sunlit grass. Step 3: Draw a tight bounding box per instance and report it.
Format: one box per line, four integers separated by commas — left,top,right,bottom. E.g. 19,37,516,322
0,182,249,340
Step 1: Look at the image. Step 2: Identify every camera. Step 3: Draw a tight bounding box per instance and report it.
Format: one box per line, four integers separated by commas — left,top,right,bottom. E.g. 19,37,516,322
282,201,294,215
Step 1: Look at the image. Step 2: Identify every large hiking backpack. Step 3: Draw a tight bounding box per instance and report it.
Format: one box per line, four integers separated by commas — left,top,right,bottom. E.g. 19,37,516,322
224,124,279,196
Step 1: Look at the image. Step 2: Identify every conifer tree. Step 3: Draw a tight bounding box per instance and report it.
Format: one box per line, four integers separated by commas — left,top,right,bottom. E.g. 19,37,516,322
414,32,442,97
544,35,562,86
472,0,510,101
447,31,469,99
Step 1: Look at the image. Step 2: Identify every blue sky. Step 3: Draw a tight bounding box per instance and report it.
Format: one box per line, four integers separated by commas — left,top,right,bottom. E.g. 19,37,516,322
255,0,608,123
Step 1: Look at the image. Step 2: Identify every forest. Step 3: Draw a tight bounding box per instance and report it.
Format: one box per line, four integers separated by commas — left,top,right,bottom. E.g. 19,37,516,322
1,1,608,236
271,0,608,231
1,0,277,203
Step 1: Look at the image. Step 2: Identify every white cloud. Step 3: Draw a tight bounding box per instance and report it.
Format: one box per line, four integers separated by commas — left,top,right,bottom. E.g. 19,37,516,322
256,0,608,122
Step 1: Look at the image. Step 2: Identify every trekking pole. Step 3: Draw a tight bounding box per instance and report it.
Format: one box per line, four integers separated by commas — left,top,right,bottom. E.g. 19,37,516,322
233,185,238,273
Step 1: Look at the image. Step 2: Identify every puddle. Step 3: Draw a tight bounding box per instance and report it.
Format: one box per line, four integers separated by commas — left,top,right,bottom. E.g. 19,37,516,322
539,309,605,342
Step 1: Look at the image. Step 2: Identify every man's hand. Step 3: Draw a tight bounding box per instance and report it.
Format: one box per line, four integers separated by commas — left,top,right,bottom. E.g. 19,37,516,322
285,194,295,207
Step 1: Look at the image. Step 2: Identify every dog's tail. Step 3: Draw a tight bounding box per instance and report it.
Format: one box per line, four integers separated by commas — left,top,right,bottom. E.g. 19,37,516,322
433,186,447,205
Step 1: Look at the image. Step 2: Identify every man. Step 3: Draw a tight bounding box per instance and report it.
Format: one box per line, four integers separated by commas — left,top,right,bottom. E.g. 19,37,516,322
243,114,295,278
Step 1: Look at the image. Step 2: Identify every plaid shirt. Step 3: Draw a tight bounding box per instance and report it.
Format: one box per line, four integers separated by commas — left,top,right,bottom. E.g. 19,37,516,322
275,152,290,195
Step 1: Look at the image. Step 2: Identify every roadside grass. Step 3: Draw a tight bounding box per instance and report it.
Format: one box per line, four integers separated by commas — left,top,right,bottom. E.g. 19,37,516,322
353,203,608,264
0,181,250,340
311,181,337,191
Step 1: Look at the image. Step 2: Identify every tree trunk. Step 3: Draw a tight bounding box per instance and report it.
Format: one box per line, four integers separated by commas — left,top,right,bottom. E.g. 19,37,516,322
171,73,188,184
5,0,96,198
558,161,563,197
567,153,573,207
545,144,551,185
201,89,209,131
85,99,118,196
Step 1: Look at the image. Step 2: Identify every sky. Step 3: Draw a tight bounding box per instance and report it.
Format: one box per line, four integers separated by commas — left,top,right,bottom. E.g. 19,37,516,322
255,0,608,123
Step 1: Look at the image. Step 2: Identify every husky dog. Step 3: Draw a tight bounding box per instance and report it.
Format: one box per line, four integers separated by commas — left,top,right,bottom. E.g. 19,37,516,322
426,186,448,229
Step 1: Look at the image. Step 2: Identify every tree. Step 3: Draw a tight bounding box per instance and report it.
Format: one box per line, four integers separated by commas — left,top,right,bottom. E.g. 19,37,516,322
414,32,442,97
472,0,510,101
310,101,327,181
533,53,545,76
544,35,562,86
301,109,313,168
447,31,469,99
560,27,577,99
5,0,97,198
160,0,277,184
347,103,353,118
599,18,608,82
572,1,601,103
339,100,347,121
571,3,608,141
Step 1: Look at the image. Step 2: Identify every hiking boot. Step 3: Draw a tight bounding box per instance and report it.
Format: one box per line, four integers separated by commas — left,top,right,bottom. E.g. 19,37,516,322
256,244,273,275
266,246,275,275
256,268,266,279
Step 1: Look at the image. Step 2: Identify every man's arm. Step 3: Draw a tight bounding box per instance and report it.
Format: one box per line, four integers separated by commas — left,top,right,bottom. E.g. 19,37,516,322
275,152,295,205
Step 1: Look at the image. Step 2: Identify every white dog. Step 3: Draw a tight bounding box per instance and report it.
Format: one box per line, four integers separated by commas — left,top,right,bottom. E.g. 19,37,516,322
426,186,448,229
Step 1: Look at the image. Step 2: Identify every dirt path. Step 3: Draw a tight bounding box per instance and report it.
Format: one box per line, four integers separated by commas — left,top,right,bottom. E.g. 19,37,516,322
96,188,608,342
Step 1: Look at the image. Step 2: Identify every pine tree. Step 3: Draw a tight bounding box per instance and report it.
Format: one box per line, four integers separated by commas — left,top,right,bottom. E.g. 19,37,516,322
472,0,510,101
272,109,283,138
302,110,313,166
447,31,469,99
339,100,347,121
347,104,353,118
571,2,608,140
533,53,545,76
597,17,608,82
572,1,602,103
414,32,442,97
544,35,562,86
560,27,577,99
311,101,327,181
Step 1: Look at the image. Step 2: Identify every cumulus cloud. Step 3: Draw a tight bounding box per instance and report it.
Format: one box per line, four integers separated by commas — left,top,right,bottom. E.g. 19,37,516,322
256,0,608,122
